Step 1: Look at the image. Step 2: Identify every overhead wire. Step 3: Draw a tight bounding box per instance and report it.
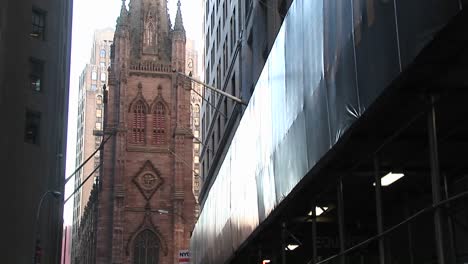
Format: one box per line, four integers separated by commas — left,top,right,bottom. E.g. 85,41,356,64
64,133,114,185
64,163,102,204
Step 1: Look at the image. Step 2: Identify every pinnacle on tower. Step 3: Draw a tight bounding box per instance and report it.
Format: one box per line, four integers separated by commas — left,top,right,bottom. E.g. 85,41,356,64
174,0,184,31
120,0,127,15
117,0,128,26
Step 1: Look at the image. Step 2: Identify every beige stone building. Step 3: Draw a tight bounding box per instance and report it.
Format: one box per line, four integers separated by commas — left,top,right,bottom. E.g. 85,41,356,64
186,38,202,203
73,28,114,228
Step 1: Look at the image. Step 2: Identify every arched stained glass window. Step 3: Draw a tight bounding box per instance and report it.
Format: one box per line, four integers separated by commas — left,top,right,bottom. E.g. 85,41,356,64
133,230,159,264
132,101,146,144
152,102,166,144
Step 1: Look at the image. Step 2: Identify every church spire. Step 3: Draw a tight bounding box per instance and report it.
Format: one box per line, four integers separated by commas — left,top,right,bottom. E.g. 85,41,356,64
174,0,184,32
120,0,128,17
116,0,128,27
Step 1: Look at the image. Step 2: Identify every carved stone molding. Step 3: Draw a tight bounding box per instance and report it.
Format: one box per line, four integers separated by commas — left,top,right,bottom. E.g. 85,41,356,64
132,160,164,200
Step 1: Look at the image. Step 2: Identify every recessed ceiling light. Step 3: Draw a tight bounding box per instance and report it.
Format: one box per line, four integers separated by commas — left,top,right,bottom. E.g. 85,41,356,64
308,206,329,217
262,260,271,264
374,172,405,186
286,244,299,251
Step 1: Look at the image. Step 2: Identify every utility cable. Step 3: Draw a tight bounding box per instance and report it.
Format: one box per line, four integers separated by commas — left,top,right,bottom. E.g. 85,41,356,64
64,133,113,185
167,147,200,178
64,163,102,204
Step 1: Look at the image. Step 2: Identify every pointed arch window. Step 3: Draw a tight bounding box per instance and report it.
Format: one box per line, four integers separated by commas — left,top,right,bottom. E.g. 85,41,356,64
132,101,146,144
152,102,166,144
133,230,159,264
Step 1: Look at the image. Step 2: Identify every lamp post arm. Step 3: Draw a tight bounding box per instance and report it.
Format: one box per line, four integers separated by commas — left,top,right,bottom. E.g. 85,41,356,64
34,191,51,235
157,209,186,223
177,72,247,106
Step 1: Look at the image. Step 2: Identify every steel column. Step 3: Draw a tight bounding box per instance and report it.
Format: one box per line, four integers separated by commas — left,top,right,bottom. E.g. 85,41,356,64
403,198,415,264
427,95,446,264
374,157,385,264
311,203,318,263
281,222,287,264
337,179,346,264
443,174,457,262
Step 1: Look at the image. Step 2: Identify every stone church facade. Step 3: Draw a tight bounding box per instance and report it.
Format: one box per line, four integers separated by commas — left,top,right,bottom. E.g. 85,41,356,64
95,1,196,263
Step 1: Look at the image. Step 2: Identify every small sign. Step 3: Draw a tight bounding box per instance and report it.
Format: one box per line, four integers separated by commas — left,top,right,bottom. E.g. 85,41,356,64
179,250,190,264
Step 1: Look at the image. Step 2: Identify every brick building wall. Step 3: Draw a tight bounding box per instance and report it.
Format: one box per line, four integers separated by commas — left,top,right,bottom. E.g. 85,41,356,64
93,1,196,263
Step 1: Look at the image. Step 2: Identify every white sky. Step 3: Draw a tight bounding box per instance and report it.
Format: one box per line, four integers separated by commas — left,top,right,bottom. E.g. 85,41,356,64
64,0,203,226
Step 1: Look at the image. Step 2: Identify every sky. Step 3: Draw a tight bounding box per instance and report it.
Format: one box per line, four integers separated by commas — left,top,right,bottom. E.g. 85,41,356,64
64,0,203,226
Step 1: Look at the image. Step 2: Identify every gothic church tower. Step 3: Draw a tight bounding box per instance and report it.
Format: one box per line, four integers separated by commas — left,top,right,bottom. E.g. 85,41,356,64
95,1,195,263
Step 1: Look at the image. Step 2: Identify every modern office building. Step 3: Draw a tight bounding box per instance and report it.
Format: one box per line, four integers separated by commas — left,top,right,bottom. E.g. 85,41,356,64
192,1,468,264
199,0,292,202
72,27,113,242
0,0,72,263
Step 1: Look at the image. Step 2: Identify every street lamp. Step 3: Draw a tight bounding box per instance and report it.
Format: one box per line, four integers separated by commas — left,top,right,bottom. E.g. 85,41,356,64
33,190,61,264
176,71,247,106
157,209,186,223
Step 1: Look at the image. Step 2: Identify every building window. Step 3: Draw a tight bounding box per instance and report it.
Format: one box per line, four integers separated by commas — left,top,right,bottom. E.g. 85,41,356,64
222,2,226,27
31,8,46,39
96,95,103,104
223,40,228,75
25,110,41,144
231,73,236,98
205,0,209,22
223,98,228,123
216,64,221,90
216,25,220,51
100,49,106,58
91,71,97,80
29,58,44,92
91,84,97,91
211,133,215,152
133,230,160,264
217,117,221,141
210,47,215,72
100,62,106,68
201,115,205,140
231,9,237,54
246,0,253,19
96,109,102,118
207,149,210,169
152,102,166,144
132,101,146,144
201,161,205,181
96,122,102,130
194,156,199,163
100,72,106,82
211,11,215,32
